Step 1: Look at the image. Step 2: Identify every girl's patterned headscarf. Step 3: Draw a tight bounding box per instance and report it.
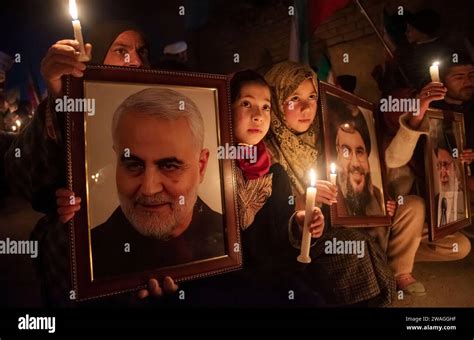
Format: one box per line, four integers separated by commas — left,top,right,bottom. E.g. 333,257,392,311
264,61,321,195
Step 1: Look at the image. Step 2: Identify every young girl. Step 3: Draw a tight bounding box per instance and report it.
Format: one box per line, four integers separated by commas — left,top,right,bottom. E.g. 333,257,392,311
264,61,396,306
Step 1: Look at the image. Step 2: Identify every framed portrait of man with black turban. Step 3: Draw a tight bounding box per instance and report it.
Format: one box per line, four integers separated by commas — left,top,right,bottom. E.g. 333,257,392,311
319,82,392,227
424,108,471,241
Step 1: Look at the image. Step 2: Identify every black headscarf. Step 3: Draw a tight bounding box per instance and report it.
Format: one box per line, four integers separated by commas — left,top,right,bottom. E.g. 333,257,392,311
87,21,149,64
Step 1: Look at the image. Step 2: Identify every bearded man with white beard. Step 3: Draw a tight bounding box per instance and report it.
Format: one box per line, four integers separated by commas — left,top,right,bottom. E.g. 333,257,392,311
91,88,224,278
434,147,465,228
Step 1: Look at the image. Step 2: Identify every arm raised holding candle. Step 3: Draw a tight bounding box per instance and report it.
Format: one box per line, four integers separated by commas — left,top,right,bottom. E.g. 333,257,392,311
409,82,447,129
41,40,92,98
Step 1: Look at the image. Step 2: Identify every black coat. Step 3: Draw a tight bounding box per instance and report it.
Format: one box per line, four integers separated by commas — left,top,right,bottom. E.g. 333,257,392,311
91,197,225,279
175,164,323,307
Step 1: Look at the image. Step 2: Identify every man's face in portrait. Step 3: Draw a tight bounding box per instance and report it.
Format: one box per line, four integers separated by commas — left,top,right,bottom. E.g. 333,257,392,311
113,111,209,240
336,125,372,214
437,148,456,192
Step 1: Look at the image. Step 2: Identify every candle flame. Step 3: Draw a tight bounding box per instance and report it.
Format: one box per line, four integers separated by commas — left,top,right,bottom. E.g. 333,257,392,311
330,162,336,174
15,119,21,127
310,169,316,187
69,0,78,20
432,61,440,67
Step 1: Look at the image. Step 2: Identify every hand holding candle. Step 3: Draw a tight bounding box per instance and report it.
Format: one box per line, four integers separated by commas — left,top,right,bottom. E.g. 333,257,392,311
297,169,317,264
69,0,90,62
430,61,440,83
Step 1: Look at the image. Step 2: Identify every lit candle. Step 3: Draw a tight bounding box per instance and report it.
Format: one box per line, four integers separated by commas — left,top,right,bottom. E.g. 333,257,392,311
330,162,337,185
430,61,440,83
297,169,317,264
69,0,90,62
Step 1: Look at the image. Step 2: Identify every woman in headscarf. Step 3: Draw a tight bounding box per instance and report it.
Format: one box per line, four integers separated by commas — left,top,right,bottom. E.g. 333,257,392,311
5,21,154,306
265,61,396,306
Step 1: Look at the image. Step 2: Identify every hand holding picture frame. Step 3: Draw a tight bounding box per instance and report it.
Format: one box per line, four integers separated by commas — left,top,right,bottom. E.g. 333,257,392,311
64,66,242,301
319,82,392,227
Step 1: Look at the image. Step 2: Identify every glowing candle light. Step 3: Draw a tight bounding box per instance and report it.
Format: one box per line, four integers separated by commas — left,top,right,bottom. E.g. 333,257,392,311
69,0,90,62
430,61,440,83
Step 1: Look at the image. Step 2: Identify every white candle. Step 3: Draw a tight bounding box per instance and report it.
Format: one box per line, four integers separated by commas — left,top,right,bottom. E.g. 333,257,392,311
297,169,317,264
69,0,90,62
330,162,337,185
430,61,440,83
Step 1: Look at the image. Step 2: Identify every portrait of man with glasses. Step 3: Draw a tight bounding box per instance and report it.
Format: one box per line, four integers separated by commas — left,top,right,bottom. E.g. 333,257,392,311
434,145,465,228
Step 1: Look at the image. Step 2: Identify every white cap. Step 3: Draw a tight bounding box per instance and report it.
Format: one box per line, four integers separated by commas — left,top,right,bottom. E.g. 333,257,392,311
163,41,187,55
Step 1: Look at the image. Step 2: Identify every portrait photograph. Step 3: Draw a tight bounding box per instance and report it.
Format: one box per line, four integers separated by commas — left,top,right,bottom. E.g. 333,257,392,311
424,109,471,241
65,66,241,300
319,82,391,227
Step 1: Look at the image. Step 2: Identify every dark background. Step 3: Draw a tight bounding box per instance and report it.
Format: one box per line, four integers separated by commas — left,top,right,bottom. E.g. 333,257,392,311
1,0,474,102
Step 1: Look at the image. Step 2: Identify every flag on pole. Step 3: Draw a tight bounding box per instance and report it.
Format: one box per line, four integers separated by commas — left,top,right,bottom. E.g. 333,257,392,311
288,0,352,65
314,53,337,85
309,0,353,33
288,0,310,63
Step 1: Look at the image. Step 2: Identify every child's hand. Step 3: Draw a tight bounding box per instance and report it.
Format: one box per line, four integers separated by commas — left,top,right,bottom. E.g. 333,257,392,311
314,180,338,206
460,149,474,165
56,188,81,223
137,276,178,299
295,207,325,238
386,200,397,217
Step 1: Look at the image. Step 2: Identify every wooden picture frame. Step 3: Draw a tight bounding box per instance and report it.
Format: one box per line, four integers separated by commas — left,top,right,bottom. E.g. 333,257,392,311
64,65,242,301
319,82,392,227
424,108,471,241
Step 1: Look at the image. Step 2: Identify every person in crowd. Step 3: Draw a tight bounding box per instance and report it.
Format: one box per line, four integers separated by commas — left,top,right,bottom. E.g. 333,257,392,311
3,21,167,306
264,61,399,305
383,49,472,266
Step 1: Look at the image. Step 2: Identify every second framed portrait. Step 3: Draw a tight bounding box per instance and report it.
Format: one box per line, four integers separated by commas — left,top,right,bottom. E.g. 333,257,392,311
424,108,471,241
319,82,391,227
64,66,242,300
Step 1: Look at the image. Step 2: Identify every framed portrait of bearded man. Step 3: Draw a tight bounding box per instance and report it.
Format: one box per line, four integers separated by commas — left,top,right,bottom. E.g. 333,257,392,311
64,66,242,300
424,108,471,241
319,82,392,227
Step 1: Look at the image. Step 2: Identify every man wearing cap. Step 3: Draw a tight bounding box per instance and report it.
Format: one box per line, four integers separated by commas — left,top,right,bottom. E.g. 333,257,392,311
373,8,451,93
159,41,189,70
397,9,452,89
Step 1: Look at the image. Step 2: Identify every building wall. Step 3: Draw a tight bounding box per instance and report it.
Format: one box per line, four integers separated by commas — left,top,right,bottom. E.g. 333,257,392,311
195,0,473,105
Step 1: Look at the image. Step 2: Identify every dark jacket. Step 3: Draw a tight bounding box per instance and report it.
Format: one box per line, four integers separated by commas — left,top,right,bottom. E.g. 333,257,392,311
177,164,323,307
91,198,225,279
